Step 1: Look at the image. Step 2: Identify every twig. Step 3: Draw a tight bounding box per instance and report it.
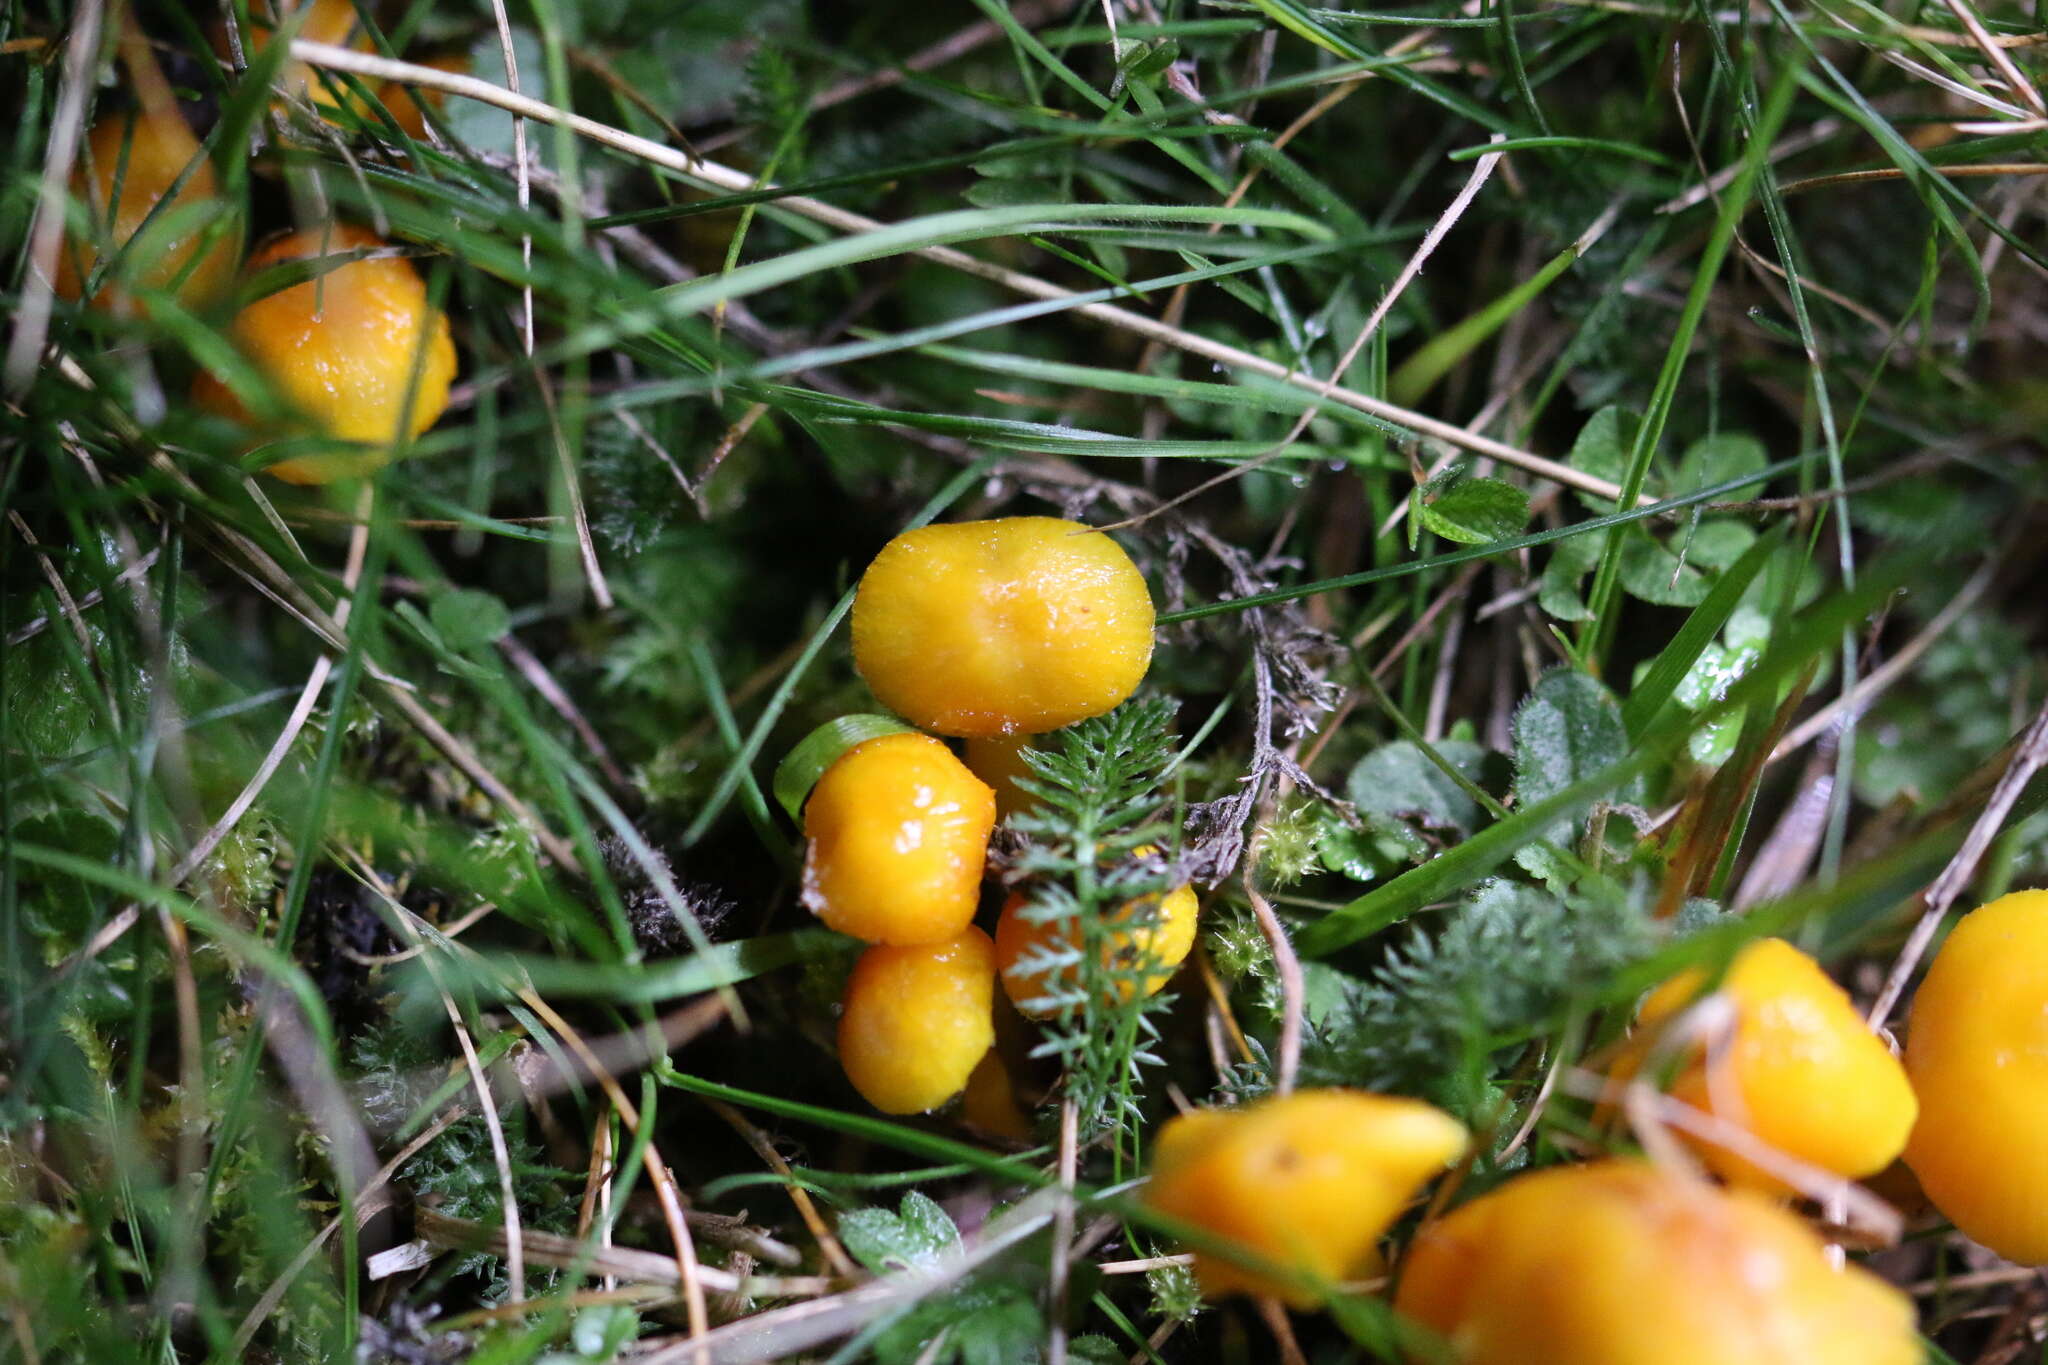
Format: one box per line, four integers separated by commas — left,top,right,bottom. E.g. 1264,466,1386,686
485,0,534,351
1240,865,1302,1094
696,0,1074,153
1778,163,2048,196
23,358,583,869
509,987,716,1340
531,364,615,609
1096,1253,1194,1274
1565,1066,1904,1242
634,1191,1063,1365
698,401,768,500
9,512,103,668
1253,1297,1310,1365
578,1105,618,1290
1867,697,2048,1028
171,486,374,885
284,41,1634,506
5,542,163,645
412,1207,834,1298
705,1100,859,1280
1769,557,1998,763
498,630,630,789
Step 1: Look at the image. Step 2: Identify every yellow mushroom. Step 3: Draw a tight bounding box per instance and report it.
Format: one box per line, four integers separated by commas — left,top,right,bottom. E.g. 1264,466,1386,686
852,517,1155,738
993,849,1198,1015
1395,1160,1919,1364
193,223,456,484
56,38,237,316
801,732,996,946
838,929,997,1115
1904,889,2048,1264
1616,937,1916,1192
1144,1089,1466,1306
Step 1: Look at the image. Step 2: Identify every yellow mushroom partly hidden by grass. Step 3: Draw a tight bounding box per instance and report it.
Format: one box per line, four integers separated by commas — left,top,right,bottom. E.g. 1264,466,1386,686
852,517,1155,738
1144,1089,1466,1307
1616,937,1917,1192
193,223,456,484
56,37,238,317
838,928,997,1115
800,731,996,947
1395,1160,1920,1364
215,0,369,109
1904,889,2048,1265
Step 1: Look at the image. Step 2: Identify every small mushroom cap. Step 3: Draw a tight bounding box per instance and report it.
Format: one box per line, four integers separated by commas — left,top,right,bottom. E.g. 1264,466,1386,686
995,865,1197,1017
1395,1161,1920,1365
1905,889,2048,1265
193,223,456,484
1144,1089,1466,1306
801,732,995,946
1620,937,1917,1191
56,107,237,316
851,517,1155,738
837,929,997,1115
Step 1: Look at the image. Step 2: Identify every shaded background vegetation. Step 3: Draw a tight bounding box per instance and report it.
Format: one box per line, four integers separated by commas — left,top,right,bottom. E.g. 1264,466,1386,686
2,0,2045,1360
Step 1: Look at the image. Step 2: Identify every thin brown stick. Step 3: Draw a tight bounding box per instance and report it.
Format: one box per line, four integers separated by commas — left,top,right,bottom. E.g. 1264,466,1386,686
699,401,768,497
1778,163,2048,196
498,631,630,789
531,364,614,609
510,988,717,1339
1241,868,1302,1095
1770,557,1998,763
706,1099,860,1280
5,543,163,645
1099,138,1515,534
1047,1099,1079,1365
483,0,534,350
1253,1296,1310,1365
579,1110,617,1291
698,0,1073,153
9,512,104,668
1568,1065,1904,1241
634,1192,1061,1365
352,859,528,1300
172,487,374,885
412,1207,835,1298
